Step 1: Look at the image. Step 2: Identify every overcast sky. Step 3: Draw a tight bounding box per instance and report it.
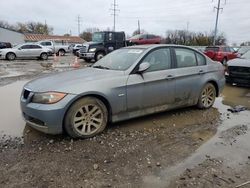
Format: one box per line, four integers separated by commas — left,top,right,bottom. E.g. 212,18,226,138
0,0,249,44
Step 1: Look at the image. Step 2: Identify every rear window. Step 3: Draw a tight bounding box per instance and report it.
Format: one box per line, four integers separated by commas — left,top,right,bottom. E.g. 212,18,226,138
205,47,219,52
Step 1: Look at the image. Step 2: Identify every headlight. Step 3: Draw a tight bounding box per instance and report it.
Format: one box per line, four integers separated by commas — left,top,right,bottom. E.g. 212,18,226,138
32,92,67,104
89,48,96,52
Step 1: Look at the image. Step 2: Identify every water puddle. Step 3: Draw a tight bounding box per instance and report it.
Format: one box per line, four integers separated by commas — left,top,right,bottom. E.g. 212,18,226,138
0,81,27,138
142,85,250,187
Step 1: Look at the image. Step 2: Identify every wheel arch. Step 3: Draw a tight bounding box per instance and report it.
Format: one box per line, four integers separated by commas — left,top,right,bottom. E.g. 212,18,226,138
5,52,16,59
62,93,113,131
207,80,219,97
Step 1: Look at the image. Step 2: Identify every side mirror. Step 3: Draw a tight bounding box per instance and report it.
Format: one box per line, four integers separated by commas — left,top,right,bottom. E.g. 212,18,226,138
139,38,143,40
137,62,150,73
18,48,21,50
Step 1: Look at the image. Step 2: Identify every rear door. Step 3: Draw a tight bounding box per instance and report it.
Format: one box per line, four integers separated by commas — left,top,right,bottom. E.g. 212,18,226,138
172,47,207,106
30,44,43,57
126,47,176,115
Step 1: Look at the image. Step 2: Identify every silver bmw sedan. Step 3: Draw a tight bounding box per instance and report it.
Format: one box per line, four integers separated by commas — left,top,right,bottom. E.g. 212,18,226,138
20,45,225,138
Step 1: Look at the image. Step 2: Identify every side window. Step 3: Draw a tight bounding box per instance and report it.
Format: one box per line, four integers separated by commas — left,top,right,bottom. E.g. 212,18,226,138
108,33,113,41
45,42,52,46
141,48,171,72
32,45,42,49
40,42,46,46
196,53,206,66
175,48,197,68
21,45,30,49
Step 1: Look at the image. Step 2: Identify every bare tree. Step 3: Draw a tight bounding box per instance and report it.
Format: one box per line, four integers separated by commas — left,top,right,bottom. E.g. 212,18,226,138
79,28,100,42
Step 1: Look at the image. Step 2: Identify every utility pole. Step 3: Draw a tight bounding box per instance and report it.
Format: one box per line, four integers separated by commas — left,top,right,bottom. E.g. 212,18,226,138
213,0,225,45
76,15,82,36
110,0,119,31
138,20,141,34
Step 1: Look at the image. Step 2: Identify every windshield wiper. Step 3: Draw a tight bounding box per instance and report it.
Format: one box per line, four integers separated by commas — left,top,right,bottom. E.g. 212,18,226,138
92,65,110,70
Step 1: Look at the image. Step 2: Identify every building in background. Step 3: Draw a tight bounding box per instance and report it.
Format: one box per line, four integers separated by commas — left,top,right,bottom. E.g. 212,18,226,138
0,26,85,45
24,34,85,44
0,26,25,45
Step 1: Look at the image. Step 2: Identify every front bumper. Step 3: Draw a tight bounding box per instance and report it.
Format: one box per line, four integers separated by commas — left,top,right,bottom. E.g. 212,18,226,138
226,75,250,86
20,91,77,134
78,52,95,59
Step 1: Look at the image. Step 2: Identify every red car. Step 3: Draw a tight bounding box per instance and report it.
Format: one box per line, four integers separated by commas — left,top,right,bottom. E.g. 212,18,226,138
129,34,161,45
204,46,238,64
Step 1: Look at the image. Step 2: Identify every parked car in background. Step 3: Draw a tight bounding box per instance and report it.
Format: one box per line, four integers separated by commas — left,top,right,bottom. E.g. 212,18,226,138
0,42,12,49
237,46,250,56
37,40,69,56
225,50,250,86
21,45,225,138
204,46,238,64
71,44,83,55
77,31,126,62
0,43,52,60
128,34,162,45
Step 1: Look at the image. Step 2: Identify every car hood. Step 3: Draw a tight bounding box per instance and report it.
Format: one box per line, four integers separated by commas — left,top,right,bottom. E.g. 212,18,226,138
227,58,250,67
24,68,124,93
0,48,15,52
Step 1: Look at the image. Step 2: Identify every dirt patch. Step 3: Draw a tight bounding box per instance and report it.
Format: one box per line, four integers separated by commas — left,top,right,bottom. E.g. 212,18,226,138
168,157,250,188
0,108,220,187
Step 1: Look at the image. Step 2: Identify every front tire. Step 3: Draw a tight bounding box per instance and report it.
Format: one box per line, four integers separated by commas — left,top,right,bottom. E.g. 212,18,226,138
64,97,108,138
6,52,16,61
197,83,216,109
95,52,105,62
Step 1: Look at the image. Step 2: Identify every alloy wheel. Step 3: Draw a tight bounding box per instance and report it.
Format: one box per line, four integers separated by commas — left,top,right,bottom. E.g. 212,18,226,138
201,85,216,108
73,104,104,135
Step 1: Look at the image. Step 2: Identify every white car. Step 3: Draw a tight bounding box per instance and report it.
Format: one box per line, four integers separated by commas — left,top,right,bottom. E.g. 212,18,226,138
37,41,69,56
0,43,52,61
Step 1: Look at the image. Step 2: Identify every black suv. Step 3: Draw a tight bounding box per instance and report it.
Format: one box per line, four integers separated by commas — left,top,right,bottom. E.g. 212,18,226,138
0,42,12,49
78,31,126,62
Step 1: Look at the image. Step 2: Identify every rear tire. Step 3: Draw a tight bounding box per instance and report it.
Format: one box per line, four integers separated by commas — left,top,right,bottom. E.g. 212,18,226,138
64,97,108,138
58,49,66,56
197,83,216,109
6,52,16,61
40,53,48,60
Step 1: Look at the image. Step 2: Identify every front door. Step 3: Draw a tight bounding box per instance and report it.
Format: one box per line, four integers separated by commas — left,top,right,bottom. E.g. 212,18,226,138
126,47,176,117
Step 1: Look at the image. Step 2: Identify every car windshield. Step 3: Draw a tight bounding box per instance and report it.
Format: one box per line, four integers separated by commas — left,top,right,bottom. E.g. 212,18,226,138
130,35,141,39
238,47,250,55
92,33,104,43
13,44,22,49
241,51,250,59
93,48,145,71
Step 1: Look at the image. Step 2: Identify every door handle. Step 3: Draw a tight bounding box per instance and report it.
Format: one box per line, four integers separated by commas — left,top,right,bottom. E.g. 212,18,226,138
198,70,205,74
166,75,175,80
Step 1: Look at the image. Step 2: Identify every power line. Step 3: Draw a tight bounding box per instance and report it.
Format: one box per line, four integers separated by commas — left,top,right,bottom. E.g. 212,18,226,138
110,0,119,31
76,15,82,36
213,0,226,45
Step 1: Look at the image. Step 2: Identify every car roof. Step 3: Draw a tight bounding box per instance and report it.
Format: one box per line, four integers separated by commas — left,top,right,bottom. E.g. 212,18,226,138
124,44,199,50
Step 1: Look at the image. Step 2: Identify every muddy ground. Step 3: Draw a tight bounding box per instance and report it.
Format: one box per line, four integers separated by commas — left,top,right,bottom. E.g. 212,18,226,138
0,56,250,188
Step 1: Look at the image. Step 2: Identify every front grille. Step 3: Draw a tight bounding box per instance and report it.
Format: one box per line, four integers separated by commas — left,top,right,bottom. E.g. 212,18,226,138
79,45,88,53
23,89,30,99
229,66,250,78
